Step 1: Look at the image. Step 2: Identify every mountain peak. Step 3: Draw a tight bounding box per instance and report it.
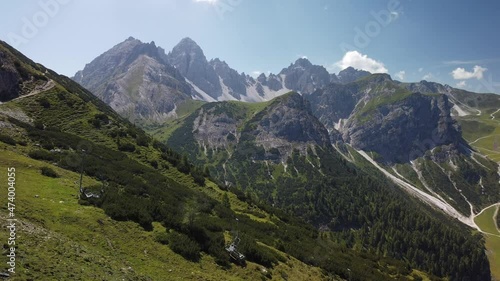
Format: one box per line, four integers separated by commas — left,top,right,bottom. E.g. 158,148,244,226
179,37,197,44
271,91,308,111
337,67,371,84
338,66,370,75
169,37,205,60
167,37,222,99
294,57,313,68
210,58,228,66
175,37,202,51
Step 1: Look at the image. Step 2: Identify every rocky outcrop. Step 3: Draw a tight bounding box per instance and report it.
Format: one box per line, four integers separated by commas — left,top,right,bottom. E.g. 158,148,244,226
209,58,247,100
279,58,331,94
245,92,331,161
178,92,331,164
0,50,21,102
336,67,371,84
192,104,243,151
343,93,463,163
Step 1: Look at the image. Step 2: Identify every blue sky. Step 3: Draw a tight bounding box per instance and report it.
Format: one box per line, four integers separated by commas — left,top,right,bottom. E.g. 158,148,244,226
1,0,500,93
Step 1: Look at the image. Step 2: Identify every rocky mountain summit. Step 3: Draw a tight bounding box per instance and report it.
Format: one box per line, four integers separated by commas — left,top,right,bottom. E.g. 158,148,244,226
336,66,371,84
73,37,195,124
166,37,223,100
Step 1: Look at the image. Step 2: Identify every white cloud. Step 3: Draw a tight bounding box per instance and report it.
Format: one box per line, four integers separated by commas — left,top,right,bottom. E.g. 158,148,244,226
444,58,500,65
451,65,487,80
456,80,467,88
251,71,262,77
418,67,424,73
250,70,271,78
194,0,217,4
394,70,405,80
422,73,433,80
390,11,400,19
335,51,388,73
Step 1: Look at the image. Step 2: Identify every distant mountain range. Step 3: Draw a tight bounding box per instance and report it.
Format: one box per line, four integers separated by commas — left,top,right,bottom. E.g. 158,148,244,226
72,37,372,124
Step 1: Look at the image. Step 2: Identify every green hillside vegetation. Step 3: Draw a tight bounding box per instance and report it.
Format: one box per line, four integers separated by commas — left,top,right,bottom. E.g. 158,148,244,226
356,84,412,122
458,108,500,163
0,148,328,281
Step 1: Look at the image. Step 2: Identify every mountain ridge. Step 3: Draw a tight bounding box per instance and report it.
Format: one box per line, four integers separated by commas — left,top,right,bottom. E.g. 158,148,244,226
73,37,373,107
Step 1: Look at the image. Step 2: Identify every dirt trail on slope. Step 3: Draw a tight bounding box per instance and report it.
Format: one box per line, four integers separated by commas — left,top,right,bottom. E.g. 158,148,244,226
13,79,55,101
495,205,500,233
491,108,500,120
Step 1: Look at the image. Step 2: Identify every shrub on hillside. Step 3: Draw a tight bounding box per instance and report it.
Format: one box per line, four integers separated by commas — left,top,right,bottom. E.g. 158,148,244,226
0,134,16,146
117,142,136,152
154,231,170,245
169,232,201,262
28,150,57,161
41,166,58,178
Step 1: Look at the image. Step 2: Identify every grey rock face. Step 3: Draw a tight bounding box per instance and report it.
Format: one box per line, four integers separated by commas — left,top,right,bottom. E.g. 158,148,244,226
337,67,371,84
279,58,331,94
210,58,247,99
308,74,465,163
401,80,449,95
191,103,245,151
186,92,331,164
244,92,331,162
72,37,193,124
166,37,222,99
0,51,21,102
266,74,284,92
343,93,463,163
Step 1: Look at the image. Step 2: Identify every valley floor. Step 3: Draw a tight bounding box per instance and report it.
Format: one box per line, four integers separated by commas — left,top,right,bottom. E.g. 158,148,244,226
474,204,500,280
459,108,500,280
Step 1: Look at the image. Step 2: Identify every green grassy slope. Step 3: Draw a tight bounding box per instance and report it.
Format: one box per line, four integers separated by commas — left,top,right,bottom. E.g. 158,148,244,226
0,147,327,281
474,205,500,281
459,108,500,162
